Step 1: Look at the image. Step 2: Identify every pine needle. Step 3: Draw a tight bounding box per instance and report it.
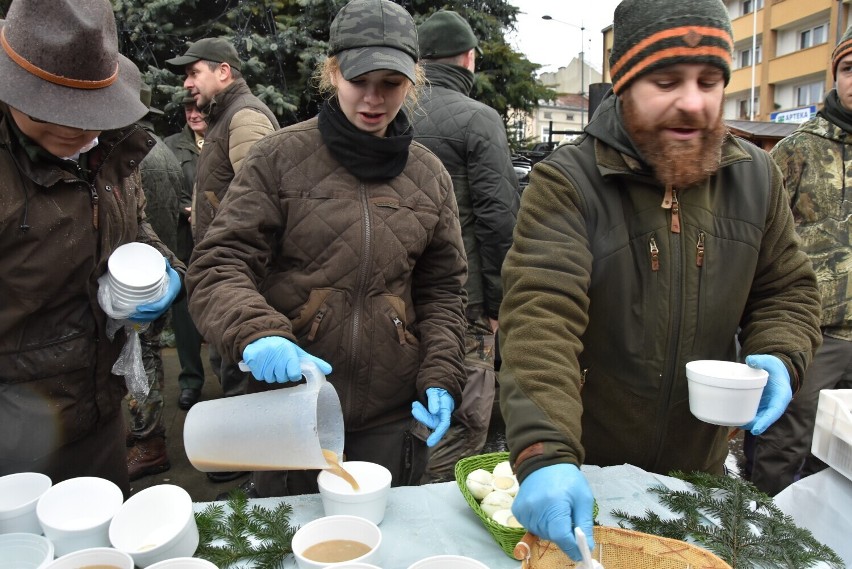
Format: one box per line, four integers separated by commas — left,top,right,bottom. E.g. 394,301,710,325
611,471,843,569
194,488,299,569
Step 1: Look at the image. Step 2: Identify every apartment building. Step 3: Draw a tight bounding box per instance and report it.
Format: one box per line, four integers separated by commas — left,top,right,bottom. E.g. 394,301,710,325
601,0,852,123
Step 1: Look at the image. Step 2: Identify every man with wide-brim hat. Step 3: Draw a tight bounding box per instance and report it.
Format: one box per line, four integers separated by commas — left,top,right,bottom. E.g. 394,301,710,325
0,0,185,498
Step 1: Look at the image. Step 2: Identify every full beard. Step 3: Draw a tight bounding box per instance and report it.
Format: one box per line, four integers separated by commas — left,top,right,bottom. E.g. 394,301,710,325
622,96,727,188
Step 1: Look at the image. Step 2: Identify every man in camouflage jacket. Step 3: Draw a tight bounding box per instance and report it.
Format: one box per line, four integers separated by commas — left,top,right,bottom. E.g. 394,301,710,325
747,27,852,496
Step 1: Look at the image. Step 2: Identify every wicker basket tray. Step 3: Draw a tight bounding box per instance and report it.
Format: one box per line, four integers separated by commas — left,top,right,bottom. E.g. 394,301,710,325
513,527,732,569
454,451,525,558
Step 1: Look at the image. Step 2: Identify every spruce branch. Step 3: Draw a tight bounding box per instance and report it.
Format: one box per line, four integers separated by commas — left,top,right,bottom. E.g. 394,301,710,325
611,471,843,569
194,489,298,569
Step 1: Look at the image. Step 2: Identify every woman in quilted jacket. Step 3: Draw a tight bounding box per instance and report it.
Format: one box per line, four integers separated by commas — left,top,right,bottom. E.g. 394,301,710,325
186,0,468,497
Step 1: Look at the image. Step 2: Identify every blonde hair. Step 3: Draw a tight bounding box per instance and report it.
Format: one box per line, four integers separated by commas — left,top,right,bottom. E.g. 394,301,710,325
313,55,425,116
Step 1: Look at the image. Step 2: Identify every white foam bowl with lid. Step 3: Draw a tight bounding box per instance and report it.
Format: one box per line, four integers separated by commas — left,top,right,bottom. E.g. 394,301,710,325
686,360,768,426
318,461,392,525
109,484,198,568
292,514,382,569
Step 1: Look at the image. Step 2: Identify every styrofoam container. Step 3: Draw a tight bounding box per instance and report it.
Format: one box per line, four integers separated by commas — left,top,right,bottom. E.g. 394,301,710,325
109,484,198,568
685,360,768,426
812,389,852,483
0,532,54,569
327,564,382,569
145,558,218,568
107,242,166,289
318,461,392,525
406,555,490,569
0,472,52,535
45,546,134,569
36,477,123,557
292,515,382,569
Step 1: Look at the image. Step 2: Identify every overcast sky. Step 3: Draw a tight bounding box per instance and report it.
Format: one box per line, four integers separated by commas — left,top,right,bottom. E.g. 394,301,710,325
507,0,623,74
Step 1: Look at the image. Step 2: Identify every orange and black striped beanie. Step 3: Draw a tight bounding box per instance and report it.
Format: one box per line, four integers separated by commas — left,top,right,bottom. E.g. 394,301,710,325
609,0,733,95
832,26,852,79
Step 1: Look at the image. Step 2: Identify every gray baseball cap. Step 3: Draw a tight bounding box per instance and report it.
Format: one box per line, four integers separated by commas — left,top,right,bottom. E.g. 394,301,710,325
328,0,419,83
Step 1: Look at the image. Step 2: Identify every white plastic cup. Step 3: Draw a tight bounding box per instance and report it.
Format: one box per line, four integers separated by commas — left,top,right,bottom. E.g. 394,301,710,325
36,477,123,557
686,360,768,426
292,515,382,569
109,484,199,568
406,555,490,569
145,558,218,569
0,532,54,569
107,242,166,289
0,472,52,534
44,547,134,569
184,359,344,472
318,461,392,525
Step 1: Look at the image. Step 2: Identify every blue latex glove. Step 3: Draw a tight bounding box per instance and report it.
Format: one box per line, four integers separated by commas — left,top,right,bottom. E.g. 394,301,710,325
411,387,454,447
129,259,181,323
512,463,595,562
741,354,793,435
242,336,332,383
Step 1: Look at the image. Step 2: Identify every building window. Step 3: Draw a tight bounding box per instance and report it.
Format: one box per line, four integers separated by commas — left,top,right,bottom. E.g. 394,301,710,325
738,45,761,68
742,0,763,15
738,97,759,119
565,114,574,121
800,24,828,50
796,81,823,106
543,112,552,120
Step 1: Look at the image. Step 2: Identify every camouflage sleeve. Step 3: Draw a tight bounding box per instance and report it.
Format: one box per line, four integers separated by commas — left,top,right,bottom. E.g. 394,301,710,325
769,135,804,210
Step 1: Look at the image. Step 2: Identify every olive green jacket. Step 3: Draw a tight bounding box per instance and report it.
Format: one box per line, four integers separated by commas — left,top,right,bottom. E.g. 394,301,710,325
499,93,822,481
770,108,852,340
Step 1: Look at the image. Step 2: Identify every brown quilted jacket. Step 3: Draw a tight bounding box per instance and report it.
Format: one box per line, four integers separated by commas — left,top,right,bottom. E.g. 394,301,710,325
187,117,468,430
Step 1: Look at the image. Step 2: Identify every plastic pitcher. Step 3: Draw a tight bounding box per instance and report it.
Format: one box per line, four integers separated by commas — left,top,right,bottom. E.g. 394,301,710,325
183,359,344,471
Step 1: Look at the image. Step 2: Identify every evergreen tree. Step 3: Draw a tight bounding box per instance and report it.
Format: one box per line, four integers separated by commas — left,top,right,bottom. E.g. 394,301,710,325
0,0,554,148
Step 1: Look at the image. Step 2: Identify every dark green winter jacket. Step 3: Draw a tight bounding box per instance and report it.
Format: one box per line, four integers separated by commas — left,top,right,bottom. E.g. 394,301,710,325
499,91,822,481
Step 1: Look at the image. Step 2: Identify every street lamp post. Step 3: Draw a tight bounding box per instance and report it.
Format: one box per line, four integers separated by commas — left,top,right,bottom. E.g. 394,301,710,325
542,15,586,128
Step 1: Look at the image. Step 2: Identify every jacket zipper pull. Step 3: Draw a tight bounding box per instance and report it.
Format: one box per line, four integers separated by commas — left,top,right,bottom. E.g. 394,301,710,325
696,231,705,267
392,316,406,345
670,188,681,234
649,236,660,272
308,309,325,341
90,185,99,230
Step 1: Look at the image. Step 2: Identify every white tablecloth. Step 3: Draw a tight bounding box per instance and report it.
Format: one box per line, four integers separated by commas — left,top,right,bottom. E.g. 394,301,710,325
194,464,698,569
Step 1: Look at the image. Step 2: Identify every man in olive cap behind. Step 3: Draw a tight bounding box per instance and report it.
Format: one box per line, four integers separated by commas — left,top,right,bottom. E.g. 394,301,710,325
498,0,820,560
167,38,278,462
411,10,519,483
0,0,184,497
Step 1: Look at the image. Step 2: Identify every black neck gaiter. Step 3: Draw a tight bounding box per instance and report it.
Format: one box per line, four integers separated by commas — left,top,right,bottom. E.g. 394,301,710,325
819,90,852,134
317,96,413,180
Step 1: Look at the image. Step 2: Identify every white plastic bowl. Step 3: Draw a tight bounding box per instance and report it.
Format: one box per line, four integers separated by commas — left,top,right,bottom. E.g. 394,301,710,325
292,515,382,569
45,546,134,569
109,484,198,568
107,242,166,289
318,461,392,525
406,555,490,569
0,532,54,569
0,472,52,535
145,558,218,569
686,360,768,426
36,477,123,557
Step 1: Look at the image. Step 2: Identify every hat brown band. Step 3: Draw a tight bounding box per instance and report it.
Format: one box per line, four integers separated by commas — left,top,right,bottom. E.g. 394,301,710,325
1,27,118,89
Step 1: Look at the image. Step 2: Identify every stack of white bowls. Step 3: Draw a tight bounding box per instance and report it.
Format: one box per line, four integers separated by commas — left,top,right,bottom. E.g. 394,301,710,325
107,243,167,312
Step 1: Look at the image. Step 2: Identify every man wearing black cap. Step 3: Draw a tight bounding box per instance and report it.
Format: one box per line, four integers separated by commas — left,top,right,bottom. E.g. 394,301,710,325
0,0,184,496
497,0,821,560
411,10,519,483
124,84,185,481
167,38,279,454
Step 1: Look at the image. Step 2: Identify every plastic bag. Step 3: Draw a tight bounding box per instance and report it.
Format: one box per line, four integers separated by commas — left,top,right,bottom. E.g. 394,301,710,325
97,272,155,401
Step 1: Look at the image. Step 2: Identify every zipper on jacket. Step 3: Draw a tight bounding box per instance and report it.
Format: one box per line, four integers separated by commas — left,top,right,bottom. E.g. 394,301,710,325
649,235,660,272
307,308,326,342
695,231,705,267
88,183,99,230
392,316,406,345
346,183,373,419
660,185,681,234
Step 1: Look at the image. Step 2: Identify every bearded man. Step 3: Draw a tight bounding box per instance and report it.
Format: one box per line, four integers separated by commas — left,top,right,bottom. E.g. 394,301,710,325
496,0,822,561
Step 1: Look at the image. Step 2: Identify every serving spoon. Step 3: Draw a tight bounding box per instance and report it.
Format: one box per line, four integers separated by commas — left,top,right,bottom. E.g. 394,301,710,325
574,527,604,569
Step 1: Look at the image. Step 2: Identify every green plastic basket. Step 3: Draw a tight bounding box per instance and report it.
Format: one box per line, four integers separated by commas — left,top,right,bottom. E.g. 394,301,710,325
455,451,525,558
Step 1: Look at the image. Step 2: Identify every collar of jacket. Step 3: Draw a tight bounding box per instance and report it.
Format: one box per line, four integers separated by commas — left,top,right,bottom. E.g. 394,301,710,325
202,78,251,122
422,62,474,96
583,90,753,183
